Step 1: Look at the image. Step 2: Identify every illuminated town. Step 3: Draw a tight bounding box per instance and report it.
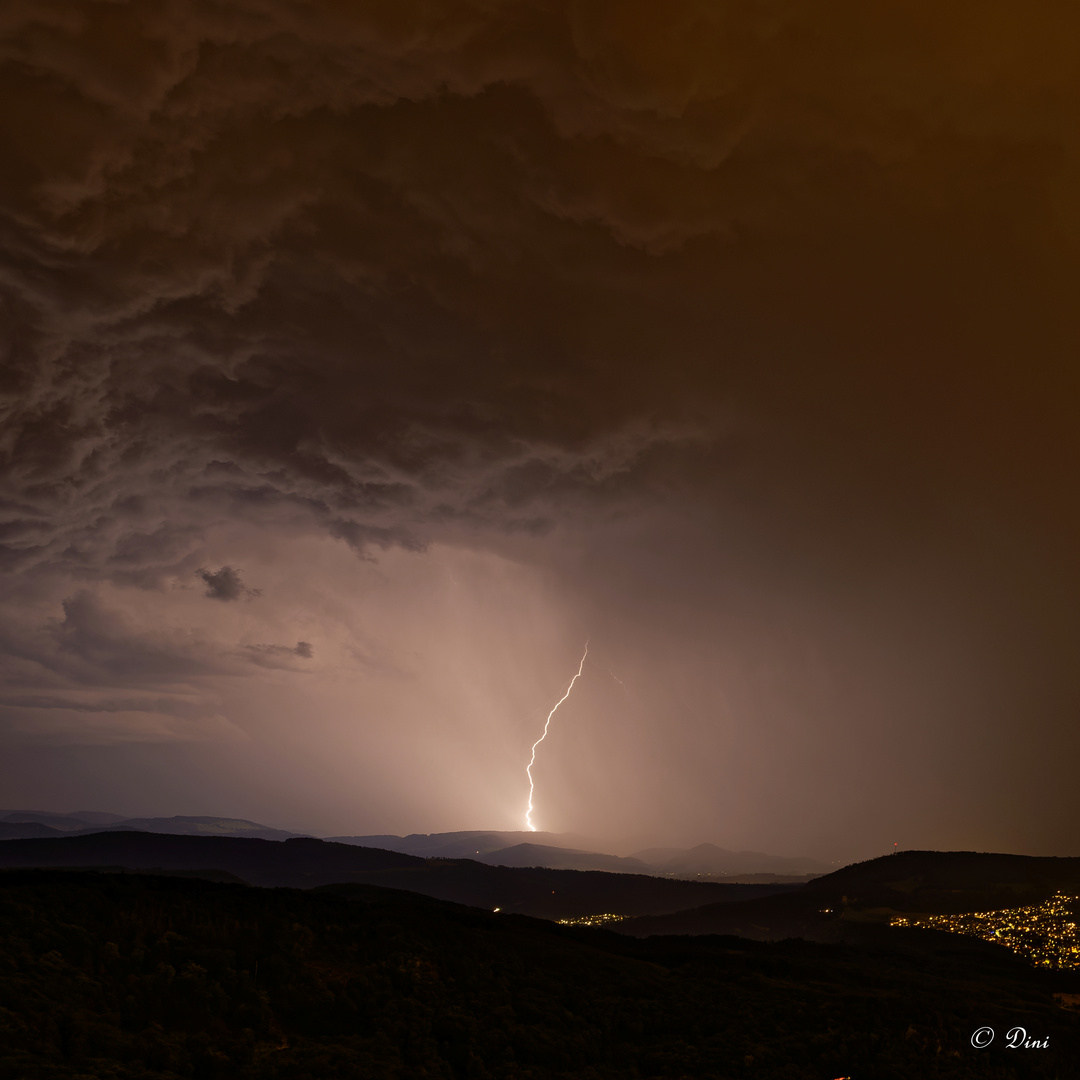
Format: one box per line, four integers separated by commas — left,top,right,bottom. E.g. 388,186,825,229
891,891,1080,969
557,914,629,927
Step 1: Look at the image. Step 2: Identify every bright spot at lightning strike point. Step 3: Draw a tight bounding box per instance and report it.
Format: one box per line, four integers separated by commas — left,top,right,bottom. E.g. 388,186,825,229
525,642,588,831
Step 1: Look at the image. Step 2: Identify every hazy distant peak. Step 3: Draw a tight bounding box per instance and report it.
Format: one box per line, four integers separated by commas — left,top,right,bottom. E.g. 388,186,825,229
107,817,306,840
477,843,651,873
0,811,307,842
1,810,126,831
142,816,269,829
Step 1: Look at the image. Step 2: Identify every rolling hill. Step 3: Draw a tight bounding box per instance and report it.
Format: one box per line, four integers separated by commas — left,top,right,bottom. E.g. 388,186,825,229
617,849,1080,943
0,832,798,918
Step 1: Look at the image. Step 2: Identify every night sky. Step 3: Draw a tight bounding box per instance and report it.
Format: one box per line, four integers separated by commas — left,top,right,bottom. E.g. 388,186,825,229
2,1,1079,862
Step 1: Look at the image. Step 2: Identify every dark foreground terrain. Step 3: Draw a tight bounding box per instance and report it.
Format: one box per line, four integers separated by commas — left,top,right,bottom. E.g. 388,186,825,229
1,869,1077,1079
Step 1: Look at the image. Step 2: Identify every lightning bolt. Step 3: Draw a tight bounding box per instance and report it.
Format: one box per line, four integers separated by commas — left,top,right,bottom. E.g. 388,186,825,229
525,641,588,832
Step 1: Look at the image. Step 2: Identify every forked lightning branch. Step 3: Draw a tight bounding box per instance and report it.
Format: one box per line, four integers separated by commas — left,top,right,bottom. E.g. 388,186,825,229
524,642,588,831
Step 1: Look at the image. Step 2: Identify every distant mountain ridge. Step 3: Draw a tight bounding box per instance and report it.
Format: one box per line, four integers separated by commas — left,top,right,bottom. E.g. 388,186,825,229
329,830,830,879
480,843,649,873
0,810,307,842
2,810,118,826
1,813,830,879
0,832,798,917
0,833,425,887
3,833,1077,942
326,830,611,860
638,842,830,877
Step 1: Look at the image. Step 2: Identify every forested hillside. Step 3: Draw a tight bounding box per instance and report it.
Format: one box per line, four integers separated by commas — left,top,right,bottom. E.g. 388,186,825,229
1,870,1076,1079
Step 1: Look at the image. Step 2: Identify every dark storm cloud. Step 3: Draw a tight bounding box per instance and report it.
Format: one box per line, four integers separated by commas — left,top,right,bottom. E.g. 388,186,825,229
0,0,1075,586
197,565,259,601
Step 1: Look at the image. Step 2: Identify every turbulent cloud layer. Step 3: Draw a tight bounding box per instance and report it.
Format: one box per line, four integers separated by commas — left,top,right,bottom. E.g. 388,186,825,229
2,1,1079,855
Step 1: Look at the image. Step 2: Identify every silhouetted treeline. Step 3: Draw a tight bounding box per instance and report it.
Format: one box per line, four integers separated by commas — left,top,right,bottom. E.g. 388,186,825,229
0,870,1076,1079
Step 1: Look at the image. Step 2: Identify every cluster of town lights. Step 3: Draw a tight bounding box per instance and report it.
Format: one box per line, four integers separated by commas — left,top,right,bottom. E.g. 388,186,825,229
891,891,1080,968
556,913,628,927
